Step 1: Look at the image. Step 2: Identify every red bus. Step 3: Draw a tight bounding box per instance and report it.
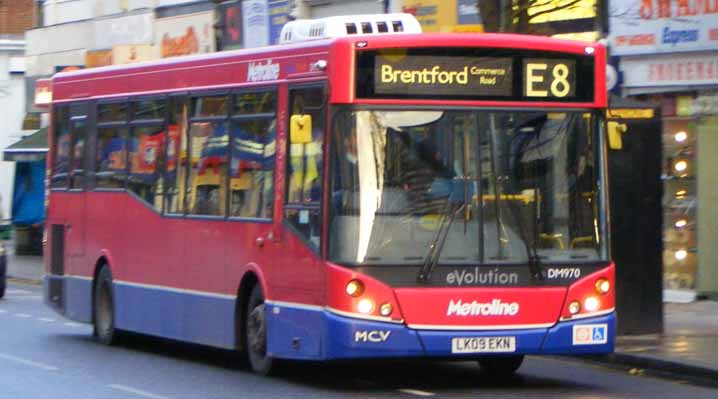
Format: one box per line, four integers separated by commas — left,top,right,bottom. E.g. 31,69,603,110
45,14,614,375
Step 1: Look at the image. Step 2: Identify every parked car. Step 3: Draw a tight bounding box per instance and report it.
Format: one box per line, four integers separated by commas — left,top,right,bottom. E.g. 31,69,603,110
0,242,6,298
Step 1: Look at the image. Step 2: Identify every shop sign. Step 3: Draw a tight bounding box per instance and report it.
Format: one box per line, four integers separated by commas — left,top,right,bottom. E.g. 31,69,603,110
676,95,694,116
55,65,83,73
34,79,52,107
112,45,154,65
243,0,269,48
219,1,243,50
155,11,215,58
609,1,718,56
671,93,718,116
85,50,113,68
400,0,484,33
621,53,718,88
94,12,154,50
695,93,718,115
268,0,289,45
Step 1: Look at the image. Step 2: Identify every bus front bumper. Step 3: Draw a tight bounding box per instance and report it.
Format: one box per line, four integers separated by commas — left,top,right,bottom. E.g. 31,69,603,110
266,303,615,360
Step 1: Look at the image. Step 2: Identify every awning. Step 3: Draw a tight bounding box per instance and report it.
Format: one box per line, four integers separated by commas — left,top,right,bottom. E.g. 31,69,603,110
3,127,48,162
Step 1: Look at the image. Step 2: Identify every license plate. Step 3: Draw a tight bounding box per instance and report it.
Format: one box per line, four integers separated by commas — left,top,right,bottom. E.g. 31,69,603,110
451,337,516,354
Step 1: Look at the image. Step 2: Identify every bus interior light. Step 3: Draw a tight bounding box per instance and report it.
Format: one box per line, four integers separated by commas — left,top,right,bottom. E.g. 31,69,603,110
568,301,581,315
595,278,610,295
584,296,600,313
357,299,374,314
380,302,393,317
675,219,687,228
346,279,365,297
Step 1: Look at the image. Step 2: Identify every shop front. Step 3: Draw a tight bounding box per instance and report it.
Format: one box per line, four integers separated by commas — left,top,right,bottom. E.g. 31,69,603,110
611,1,718,301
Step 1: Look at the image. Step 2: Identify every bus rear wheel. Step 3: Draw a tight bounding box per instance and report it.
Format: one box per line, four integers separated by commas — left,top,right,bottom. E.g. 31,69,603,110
245,284,274,375
478,355,524,376
93,265,119,345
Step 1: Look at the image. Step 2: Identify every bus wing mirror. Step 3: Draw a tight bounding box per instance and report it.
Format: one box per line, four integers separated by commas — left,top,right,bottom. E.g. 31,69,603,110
290,114,312,144
607,121,628,150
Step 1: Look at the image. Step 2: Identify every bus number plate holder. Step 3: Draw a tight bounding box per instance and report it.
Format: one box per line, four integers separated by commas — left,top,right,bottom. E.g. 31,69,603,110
451,337,516,353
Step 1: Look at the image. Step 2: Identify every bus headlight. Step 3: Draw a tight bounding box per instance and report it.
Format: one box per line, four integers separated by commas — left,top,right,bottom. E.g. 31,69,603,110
346,279,365,297
357,299,374,314
379,302,393,317
568,301,581,315
584,296,600,313
595,278,610,295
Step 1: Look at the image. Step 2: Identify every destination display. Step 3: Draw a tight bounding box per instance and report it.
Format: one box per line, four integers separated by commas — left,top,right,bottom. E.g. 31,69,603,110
376,56,514,97
355,48,594,102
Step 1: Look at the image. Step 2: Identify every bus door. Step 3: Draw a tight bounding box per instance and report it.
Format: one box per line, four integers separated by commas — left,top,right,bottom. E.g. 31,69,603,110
65,103,90,274
277,85,327,305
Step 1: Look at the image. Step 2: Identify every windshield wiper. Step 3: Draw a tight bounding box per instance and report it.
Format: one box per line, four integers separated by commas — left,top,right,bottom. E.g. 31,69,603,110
417,178,469,283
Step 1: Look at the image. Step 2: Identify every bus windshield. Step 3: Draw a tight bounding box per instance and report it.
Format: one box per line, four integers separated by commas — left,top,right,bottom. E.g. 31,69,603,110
328,108,607,266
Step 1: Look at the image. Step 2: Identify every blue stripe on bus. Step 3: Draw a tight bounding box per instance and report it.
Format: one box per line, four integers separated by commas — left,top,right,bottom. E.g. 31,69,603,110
64,277,93,323
46,275,615,358
541,312,616,354
113,282,236,349
417,326,547,356
265,303,324,359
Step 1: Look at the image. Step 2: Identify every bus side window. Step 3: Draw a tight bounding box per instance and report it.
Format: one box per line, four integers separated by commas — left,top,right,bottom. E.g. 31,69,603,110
96,101,129,189
69,110,88,190
51,106,70,189
229,90,276,219
285,86,325,249
165,96,188,214
128,125,165,209
95,127,128,188
187,95,230,217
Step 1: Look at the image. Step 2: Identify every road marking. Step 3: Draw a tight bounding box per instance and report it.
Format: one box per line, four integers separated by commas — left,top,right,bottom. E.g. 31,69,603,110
0,353,59,371
108,384,170,399
6,288,32,295
14,295,43,300
38,317,56,323
64,322,84,327
397,389,435,397
14,313,31,318
0,309,6,314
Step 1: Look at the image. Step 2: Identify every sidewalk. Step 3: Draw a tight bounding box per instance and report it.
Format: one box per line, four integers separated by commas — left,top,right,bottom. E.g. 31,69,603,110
4,252,718,381
606,301,718,382
4,241,44,283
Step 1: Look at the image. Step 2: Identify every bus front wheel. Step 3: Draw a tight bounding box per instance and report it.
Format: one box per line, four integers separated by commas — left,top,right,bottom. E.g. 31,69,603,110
93,265,119,345
245,284,274,375
478,355,524,376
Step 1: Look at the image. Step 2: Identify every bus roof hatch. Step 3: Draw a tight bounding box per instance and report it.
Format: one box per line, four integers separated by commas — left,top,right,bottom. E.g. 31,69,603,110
279,13,422,44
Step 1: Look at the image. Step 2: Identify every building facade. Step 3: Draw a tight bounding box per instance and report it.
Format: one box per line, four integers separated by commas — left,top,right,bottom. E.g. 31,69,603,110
0,0,38,221
610,0,718,301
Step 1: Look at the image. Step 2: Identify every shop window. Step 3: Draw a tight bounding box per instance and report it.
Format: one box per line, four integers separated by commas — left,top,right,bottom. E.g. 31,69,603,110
96,127,128,188
187,121,228,216
128,125,164,209
165,97,188,214
285,85,326,249
51,106,70,188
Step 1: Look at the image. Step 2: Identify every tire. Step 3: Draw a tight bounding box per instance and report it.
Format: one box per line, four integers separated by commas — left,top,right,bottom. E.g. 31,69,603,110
478,355,524,376
93,265,119,345
245,284,274,375
0,281,5,299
